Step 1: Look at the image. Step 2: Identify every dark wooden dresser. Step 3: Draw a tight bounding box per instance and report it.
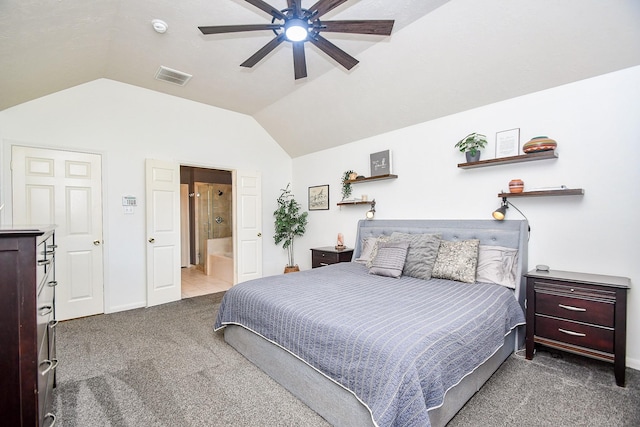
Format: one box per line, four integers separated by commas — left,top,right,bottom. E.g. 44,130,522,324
0,226,58,426
310,246,354,268
525,269,630,386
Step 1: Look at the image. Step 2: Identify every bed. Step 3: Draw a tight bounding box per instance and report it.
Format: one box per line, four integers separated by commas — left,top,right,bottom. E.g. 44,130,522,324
215,219,528,427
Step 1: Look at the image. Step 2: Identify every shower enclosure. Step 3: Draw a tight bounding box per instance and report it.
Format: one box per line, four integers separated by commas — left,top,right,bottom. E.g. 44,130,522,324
194,182,232,274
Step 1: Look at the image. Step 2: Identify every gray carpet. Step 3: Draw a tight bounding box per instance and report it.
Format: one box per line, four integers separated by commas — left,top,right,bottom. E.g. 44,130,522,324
52,293,640,426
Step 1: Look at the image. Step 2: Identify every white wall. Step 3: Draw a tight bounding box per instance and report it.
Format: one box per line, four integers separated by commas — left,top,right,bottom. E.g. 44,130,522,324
0,78,292,312
293,66,640,369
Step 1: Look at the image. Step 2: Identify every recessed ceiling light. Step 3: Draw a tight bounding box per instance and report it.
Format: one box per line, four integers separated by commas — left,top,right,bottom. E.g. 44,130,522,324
152,19,168,34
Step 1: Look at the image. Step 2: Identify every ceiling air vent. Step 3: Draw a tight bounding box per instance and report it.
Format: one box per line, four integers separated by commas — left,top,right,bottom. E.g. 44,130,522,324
155,66,192,86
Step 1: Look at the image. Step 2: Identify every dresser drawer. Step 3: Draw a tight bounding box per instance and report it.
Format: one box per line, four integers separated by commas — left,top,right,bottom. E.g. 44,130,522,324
37,272,55,354
535,292,614,327
535,315,614,354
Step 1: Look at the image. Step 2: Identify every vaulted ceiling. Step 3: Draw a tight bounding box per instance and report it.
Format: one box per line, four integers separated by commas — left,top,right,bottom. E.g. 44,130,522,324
1,0,639,157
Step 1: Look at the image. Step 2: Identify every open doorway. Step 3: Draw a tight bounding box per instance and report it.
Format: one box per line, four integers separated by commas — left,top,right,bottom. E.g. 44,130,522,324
180,166,233,298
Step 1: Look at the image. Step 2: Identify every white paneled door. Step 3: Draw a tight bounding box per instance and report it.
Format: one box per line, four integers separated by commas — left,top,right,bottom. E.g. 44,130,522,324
145,159,181,307
12,146,104,320
235,170,262,283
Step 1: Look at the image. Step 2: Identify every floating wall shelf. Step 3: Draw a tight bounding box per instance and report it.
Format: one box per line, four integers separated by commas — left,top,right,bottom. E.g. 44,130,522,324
458,151,558,169
498,188,584,198
344,174,398,184
337,200,373,206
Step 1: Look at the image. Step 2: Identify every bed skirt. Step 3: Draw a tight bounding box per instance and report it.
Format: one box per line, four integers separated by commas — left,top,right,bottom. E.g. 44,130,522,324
224,324,517,427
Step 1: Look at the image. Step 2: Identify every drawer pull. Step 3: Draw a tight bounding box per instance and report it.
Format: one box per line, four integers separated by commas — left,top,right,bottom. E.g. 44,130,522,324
558,303,586,312
37,258,52,266
40,358,59,376
39,305,53,316
558,328,586,337
48,280,58,287
44,412,56,427
49,320,59,329
320,263,329,266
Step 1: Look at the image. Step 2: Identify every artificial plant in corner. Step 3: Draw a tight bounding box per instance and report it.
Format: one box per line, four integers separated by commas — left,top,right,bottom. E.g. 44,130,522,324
273,184,308,272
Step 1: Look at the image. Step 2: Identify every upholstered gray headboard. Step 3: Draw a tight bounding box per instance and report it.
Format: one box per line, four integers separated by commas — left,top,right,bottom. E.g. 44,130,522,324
352,219,529,309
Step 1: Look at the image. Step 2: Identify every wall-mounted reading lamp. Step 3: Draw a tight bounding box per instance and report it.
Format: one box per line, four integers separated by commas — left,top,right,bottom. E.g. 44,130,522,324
366,199,376,220
492,197,531,236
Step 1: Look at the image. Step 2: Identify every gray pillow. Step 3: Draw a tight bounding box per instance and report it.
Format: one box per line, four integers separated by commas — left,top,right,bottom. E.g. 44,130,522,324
369,240,409,278
389,232,441,280
355,236,378,264
365,236,390,268
476,245,518,288
432,239,480,283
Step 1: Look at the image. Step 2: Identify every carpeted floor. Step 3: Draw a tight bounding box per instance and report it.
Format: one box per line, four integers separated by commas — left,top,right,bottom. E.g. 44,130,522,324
52,292,640,426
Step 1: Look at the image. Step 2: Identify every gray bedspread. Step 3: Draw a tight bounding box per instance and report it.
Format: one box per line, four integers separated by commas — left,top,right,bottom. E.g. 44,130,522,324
214,262,525,427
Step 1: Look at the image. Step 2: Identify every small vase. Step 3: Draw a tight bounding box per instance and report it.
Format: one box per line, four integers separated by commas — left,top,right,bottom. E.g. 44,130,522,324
509,179,524,193
465,151,481,163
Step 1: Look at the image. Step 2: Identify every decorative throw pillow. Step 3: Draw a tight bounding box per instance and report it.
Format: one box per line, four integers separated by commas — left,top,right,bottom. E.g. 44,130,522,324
366,235,391,268
476,245,519,288
389,232,441,280
355,236,378,264
432,239,480,283
369,240,410,278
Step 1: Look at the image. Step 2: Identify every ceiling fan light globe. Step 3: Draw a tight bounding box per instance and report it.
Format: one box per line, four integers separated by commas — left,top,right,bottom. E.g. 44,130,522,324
285,19,308,41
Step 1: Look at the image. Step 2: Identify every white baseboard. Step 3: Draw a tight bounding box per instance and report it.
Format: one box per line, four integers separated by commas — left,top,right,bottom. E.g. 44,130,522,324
626,356,640,372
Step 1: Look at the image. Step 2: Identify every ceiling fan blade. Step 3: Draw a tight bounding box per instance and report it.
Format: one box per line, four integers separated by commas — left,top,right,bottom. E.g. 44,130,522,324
199,23,281,34
245,0,287,20
308,0,349,18
240,33,286,68
320,20,395,36
309,34,358,70
292,42,307,79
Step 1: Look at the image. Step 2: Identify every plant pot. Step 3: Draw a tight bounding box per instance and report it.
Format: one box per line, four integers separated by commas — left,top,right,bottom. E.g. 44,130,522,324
284,265,300,274
465,151,481,163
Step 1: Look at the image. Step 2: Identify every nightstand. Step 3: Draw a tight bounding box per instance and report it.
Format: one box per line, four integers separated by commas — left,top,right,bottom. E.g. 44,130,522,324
525,269,630,386
310,247,354,268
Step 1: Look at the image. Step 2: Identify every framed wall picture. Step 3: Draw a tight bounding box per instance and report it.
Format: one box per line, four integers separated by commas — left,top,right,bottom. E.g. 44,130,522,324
495,128,520,158
308,185,329,211
370,150,392,176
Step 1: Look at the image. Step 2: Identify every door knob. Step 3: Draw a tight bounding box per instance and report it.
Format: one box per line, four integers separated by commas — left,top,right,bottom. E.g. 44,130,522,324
148,238,155,243
257,232,262,237
93,240,101,246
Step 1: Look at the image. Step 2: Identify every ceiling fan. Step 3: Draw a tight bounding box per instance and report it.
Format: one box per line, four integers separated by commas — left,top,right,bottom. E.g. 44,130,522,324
198,0,395,79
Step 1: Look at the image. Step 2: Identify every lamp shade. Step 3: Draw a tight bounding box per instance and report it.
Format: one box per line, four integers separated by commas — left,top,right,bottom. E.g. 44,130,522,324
492,205,507,220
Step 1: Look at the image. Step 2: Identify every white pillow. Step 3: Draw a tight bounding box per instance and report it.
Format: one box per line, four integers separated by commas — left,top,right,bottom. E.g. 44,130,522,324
475,245,518,288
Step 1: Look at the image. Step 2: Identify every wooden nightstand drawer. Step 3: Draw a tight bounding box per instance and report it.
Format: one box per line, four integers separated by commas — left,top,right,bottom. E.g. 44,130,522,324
310,247,354,268
535,292,614,327
535,314,614,354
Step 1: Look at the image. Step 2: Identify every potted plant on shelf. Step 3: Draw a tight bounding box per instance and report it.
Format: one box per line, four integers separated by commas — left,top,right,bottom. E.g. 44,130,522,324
341,170,355,201
273,184,308,273
455,133,488,162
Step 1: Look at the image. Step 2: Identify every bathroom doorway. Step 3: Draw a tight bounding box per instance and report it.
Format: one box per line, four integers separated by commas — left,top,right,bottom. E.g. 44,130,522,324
180,166,233,298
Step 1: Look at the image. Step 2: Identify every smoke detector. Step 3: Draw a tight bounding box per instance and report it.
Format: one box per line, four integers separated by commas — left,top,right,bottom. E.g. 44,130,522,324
152,19,168,34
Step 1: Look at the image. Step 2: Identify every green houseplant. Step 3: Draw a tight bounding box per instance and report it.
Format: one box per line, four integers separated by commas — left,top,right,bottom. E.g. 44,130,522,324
341,170,355,201
273,184,308,272
455,133,488,162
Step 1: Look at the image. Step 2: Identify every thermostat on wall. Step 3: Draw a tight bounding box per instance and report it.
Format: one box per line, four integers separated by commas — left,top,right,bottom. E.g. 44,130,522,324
122,196,137,206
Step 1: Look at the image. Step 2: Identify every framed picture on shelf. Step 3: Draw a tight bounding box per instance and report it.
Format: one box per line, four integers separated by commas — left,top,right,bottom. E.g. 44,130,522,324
495,128,520,158
308,185,329,211
370,150,392,176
